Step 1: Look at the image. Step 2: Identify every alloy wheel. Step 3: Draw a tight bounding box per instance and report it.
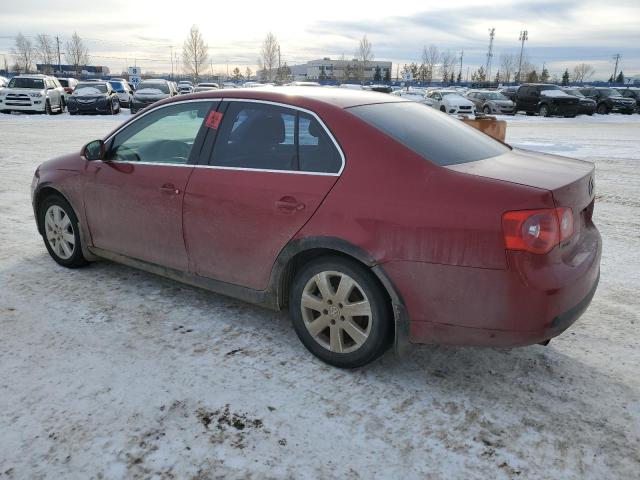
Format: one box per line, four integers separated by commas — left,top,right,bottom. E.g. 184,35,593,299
44,205,75,260
300,271,372,354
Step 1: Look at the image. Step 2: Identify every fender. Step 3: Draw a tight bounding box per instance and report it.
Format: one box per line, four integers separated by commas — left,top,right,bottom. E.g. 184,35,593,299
268,236,410,353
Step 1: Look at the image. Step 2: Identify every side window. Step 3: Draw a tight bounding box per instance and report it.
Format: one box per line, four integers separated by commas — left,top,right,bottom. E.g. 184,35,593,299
211,102,297,171
298,113,342,174
106,101,213,164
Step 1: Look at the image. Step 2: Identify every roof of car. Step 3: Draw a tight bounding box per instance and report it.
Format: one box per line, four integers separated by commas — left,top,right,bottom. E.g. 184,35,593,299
178,86,404,109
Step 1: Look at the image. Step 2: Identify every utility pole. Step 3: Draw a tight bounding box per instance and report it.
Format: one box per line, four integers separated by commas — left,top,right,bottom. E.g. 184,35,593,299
277,45,281,83
612,53,621,83
516,30,528,83
56,36,62,74
458,50,464,82
170,46,174,80
210,59,214,80
485,28,495,82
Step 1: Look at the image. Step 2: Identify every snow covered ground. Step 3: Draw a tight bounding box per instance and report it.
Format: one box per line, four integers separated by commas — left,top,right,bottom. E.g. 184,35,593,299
0,111,638,479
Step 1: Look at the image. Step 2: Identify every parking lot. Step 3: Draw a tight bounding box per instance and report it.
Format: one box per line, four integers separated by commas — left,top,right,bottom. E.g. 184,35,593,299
0,112,639,479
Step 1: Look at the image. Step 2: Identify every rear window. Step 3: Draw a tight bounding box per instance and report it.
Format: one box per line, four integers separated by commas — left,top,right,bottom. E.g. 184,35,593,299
347,102,508,166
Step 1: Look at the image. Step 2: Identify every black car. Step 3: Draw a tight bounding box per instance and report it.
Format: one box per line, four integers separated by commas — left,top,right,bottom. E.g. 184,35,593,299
131,79,178,114
578,87,635,115
67,81,120,115
614,87,640,112
563,88,596,115
515,84,579,117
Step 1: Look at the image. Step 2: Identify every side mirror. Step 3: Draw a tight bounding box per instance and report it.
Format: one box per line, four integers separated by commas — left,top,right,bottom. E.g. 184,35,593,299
83,139,105,161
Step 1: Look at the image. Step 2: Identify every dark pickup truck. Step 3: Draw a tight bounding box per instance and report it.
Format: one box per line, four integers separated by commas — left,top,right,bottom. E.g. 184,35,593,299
515,84,579,117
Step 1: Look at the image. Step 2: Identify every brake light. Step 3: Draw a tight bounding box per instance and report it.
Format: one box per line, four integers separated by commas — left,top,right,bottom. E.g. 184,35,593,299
64,87,73,94
502,207,574,254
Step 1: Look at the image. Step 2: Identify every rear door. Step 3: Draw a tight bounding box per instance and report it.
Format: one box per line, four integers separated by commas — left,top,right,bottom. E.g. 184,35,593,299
84,100,217,271
183,100,344,290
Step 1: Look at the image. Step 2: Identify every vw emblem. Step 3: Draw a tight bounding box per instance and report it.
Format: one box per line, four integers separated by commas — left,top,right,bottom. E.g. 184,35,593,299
588,176,595,197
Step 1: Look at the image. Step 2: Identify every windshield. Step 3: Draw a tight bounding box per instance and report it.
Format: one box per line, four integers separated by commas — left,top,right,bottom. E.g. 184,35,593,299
565,89,585,98
601,89,622,97
482,92,508,100
539,85,561,92
136,82,170,94
75,83,108,94
440,92,457,97
348,102,508,166
109,81,125,92
8,77,44,89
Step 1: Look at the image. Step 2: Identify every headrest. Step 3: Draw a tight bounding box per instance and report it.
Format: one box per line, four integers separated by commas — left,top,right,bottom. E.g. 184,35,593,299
249,114,285,145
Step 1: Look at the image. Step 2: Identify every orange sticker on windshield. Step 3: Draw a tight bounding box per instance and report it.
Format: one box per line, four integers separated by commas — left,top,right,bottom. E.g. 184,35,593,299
206,111,223,129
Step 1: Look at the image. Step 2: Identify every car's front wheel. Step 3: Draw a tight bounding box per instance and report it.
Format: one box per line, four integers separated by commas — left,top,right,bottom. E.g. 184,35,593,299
539,104,550,117
597,103,609,115
289,256,392,368
483,105,491,114
39,195,88,268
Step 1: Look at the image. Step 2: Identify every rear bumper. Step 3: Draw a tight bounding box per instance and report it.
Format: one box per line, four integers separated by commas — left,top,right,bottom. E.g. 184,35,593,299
382,225,602,347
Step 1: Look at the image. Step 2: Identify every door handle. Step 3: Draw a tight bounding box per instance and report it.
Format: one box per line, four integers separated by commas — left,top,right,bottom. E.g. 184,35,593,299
160,184,180,195
275,196,305,212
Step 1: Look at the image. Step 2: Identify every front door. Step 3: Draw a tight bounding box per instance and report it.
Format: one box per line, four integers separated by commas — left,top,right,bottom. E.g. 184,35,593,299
183,100,344,290
84,100,216,271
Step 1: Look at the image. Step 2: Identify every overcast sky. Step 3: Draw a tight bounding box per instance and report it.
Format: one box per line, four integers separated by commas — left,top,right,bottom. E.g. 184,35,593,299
1,0,638,79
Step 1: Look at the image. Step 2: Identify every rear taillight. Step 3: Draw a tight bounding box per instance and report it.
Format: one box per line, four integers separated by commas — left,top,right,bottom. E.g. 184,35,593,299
64,87,73,94
502,207,574,254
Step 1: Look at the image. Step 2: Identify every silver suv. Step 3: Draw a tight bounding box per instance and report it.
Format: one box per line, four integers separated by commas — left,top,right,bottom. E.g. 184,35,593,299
0,74,65,114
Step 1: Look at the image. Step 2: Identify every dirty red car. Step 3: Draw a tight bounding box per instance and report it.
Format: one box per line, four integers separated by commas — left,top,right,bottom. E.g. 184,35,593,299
31,87,601,368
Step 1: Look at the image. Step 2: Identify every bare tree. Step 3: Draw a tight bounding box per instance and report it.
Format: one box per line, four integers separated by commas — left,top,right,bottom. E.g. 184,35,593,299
572,63,595,83
355,35,374,83
35,34,56,74
12,33,34,73
182,25,208,82
2,54,8,73
245,66,253,80
259,32,279,82
440,50,456,83
421,45,440,84
65,32,89,76
499,53,517,83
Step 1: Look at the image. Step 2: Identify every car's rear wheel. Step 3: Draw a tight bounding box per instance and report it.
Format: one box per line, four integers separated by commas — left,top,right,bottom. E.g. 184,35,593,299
289,256,392,368
597,103,609,115
39,195,88,268
44,100,52,115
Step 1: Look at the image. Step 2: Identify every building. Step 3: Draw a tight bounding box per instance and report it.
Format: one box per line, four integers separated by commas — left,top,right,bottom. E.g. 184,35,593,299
306,57,392,82
36,64,110,77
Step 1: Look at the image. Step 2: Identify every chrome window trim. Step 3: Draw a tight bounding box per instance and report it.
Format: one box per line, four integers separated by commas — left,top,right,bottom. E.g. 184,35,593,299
100,97,345,176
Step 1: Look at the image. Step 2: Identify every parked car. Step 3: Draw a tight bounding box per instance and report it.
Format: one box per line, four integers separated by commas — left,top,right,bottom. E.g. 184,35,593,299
390,88,430,103
563,88,596,115
0,75,10,88
424,90,476,115
130,79,177,113
30,88,601,367
498,85,519,102
178,84,194,94
67,81,121,115
365,85,393,93
108,79,134,108
578,87,635,115
466,90,514,115
0,74,65,114
58,78,78,101
194,82,219,92
515,84,579,117
613,87,640,112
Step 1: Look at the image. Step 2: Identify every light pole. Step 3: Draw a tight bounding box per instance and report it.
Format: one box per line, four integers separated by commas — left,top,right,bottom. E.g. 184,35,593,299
516,30,528,83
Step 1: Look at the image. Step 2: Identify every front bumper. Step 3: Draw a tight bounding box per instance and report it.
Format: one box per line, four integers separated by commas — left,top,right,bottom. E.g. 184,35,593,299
68,99,111,114
0,99,46,112
382,223,602,347
549,103,579,116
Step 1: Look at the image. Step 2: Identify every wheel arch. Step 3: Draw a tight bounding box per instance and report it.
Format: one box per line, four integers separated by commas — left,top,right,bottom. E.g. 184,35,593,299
270,236,410,353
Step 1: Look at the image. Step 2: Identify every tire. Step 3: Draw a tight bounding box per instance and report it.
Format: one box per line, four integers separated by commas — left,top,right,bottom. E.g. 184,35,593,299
289,256,393,368
44,100,52,115
38,194,88,268
59,98,66,113
440,105,446,113
107,102,114,115
597,103,609,115
539,104,550,117
483,105,491,114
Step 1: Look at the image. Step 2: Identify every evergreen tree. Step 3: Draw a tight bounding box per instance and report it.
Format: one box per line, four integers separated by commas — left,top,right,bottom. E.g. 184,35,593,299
383,69,391,82
373,66,381,82
231,67,243,81
456,72,462,84
608,75,614,83
495,72,501,84
561,69,570,86
449,72,455,83
540,68,549,83
525,70,539,83
616,71,624,84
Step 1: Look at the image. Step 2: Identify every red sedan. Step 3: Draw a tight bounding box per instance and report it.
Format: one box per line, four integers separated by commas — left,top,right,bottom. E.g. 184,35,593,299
31,87,601,368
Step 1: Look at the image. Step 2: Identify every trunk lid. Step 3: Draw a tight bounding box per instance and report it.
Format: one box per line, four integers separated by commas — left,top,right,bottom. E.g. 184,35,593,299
446,148,596,256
